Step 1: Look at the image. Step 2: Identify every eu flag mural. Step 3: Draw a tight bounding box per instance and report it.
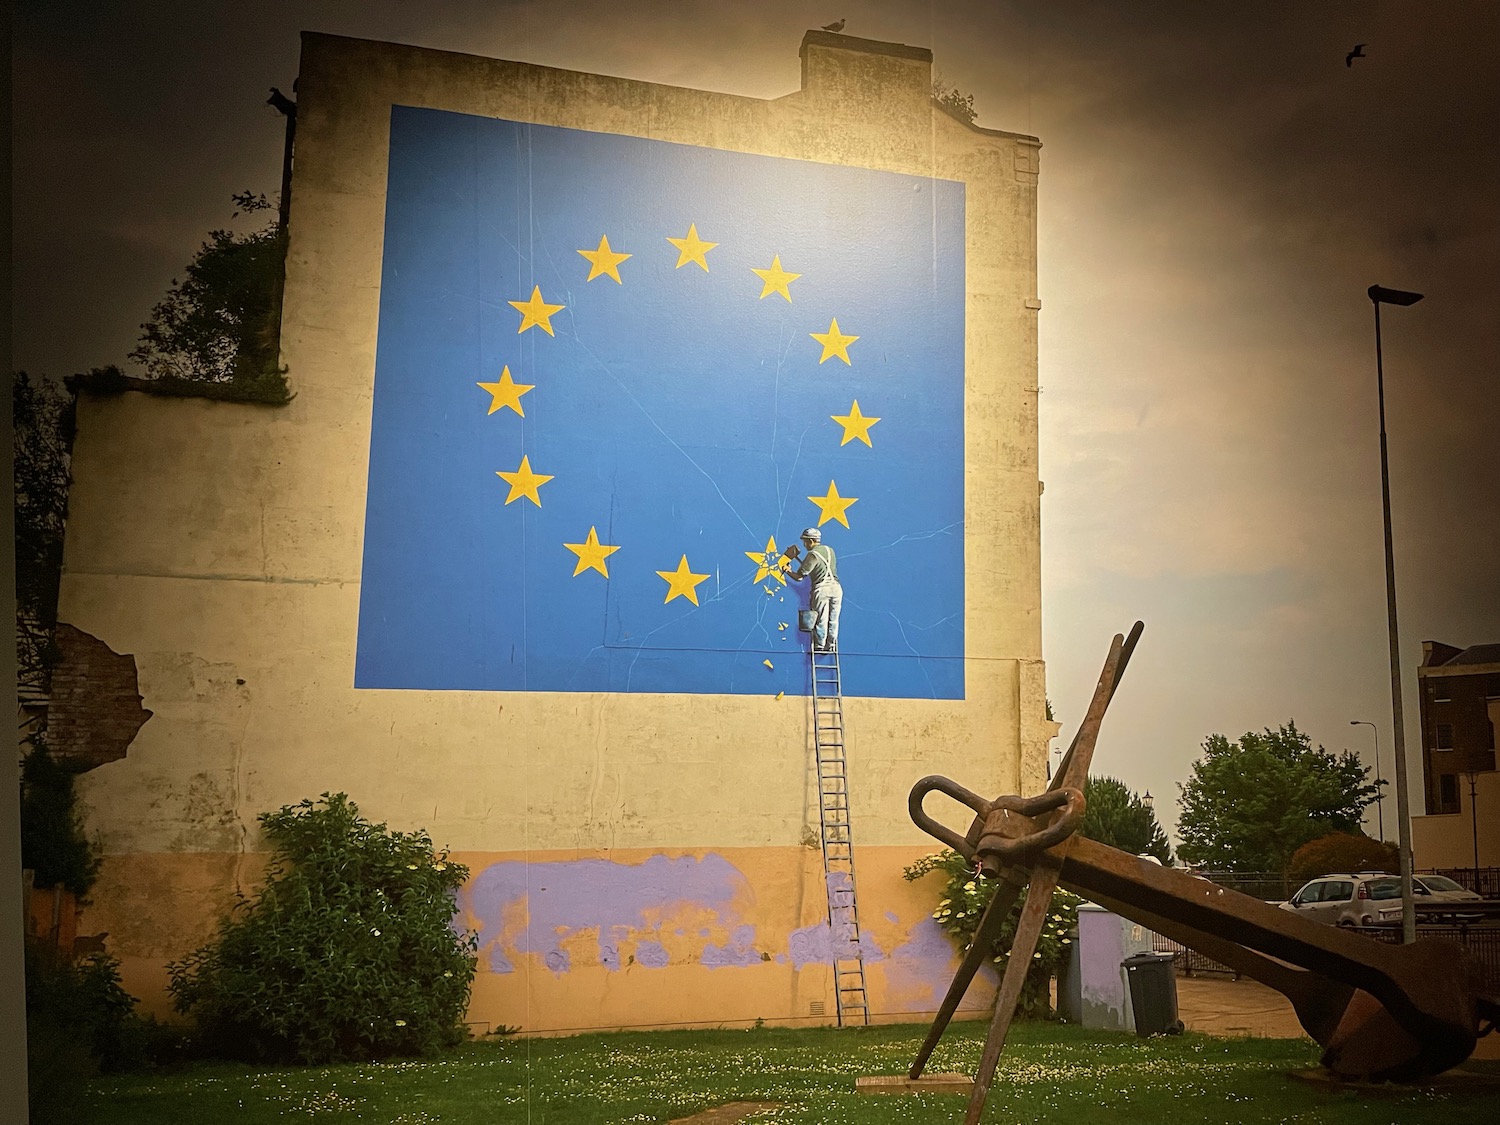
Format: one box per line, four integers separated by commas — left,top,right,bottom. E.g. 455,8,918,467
355,107,965,699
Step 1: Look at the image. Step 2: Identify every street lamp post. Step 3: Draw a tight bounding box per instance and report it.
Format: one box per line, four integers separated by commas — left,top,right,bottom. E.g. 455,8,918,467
1368,283,1423,943
1350,720,1385,840
1464,770,1480,893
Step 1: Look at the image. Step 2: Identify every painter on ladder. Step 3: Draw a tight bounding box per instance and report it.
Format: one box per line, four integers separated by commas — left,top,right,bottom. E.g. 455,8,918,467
784,527,842,653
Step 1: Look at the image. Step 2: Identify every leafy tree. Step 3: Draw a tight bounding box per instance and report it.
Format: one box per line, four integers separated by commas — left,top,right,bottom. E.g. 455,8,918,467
1080,776,1173,865
1288,831,1398,882
168,793,477,1063
903,849,1080,1019
129,191,290,401
13,371,74,697
1176,722,1377,876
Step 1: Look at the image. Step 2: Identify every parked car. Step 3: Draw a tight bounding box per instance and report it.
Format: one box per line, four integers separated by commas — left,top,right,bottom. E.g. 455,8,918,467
1413,874,1483,903
1279,873,1403,927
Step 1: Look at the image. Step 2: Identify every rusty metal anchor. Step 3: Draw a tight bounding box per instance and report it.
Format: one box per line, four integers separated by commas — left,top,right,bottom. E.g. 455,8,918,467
906,622,1500,1124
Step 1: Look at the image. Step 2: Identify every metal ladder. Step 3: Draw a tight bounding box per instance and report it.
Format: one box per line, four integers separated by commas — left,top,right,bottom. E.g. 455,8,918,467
811,646,869,1027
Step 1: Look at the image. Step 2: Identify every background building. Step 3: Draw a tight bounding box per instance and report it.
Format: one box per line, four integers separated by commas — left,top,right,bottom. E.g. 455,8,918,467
59,30,1048,1033
1411,641,1499,883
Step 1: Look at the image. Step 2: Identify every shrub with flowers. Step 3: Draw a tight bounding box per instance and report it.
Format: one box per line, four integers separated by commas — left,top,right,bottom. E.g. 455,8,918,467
903,849,1081,1019
168,792,477,1063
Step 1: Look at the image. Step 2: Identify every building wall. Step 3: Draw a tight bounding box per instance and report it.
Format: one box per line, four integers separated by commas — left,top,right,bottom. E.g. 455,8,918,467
62,31,1045,1032
1411,737,1500,872
1417,650,1499,815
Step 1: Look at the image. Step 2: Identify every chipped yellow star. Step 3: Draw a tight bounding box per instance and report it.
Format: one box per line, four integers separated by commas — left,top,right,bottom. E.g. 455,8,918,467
476,366,534,416
745,536,789,585
667,223,717,271
810,317,859,364
831,400,880,446
564,526,620,578
657,555,711,605
751,255,801,302
808,480,858,527
508,286,565,335
495,455,553,506
577,234,631,283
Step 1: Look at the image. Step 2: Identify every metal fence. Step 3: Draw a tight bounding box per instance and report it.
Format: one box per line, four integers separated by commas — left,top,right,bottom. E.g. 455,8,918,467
1420,867,1500,899
1190,872,1293,901
1154,924,1500,992
1357,922,1500,992
1150,934,1242,978
1188,868,1500,902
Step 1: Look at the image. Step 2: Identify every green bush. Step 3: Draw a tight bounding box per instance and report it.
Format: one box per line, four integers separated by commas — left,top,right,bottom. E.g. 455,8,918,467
20,738,101,896
25,940,177,1122
903,849,1081,1019
1288,831,1398,881
167,792,478,1063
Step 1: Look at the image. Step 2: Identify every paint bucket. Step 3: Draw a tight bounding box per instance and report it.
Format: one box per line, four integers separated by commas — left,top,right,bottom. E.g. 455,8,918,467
797,609,817,633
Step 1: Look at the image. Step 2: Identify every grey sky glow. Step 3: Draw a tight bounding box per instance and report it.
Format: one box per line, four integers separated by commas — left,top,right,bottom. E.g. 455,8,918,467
13,1,1499,843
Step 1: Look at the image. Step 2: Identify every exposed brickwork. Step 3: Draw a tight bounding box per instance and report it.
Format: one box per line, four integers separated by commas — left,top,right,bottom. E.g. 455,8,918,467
46,623,153,771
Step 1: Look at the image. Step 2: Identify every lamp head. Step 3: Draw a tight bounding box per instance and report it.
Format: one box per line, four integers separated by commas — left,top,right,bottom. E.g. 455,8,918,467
1368,285,1424,307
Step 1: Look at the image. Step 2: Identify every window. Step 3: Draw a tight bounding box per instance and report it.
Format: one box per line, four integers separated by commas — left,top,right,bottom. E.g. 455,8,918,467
1435,723,1454,750
1324,880,1354,903
1439,774,1460,813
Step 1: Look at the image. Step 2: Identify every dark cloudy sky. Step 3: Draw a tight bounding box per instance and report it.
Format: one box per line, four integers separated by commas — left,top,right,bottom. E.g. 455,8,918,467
13,1,1499,841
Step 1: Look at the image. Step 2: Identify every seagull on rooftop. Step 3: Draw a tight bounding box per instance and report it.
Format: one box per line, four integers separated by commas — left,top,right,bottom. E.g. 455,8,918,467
822,19,846,33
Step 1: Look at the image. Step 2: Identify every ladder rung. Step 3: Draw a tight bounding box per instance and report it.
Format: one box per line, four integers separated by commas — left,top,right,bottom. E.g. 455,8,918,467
813,651,862,1028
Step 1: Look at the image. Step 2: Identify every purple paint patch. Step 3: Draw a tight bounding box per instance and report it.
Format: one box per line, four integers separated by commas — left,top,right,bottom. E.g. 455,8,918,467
884,911,899,924
701,923,761,968
463,853,751,975
636,941,670,968
787,922,885,969
883,917,982,1011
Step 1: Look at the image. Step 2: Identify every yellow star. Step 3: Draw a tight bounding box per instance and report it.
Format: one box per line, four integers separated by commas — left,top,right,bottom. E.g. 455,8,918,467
744,536,790,585
495,455,553,506
667,223,717,271
657,555,711,605
476,366,534,416
751,255,801,302
509,286,565,335
577,234,631,283
810,317,859,364
563,526,620,578
808,480,858,527
831,400,880,446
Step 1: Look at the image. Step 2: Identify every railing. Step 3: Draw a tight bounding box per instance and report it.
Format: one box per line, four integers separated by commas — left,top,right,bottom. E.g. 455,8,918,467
1419,866,1500,899
1357,922,1500,992
1189,871,1293,901
1151,934,1241,978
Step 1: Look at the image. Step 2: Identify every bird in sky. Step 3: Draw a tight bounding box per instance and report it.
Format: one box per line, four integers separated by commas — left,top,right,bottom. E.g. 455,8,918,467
1346,43,1367,67
823,19,846,33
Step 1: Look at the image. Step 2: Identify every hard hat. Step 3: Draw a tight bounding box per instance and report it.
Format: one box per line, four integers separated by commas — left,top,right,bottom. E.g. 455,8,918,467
800,527,821,542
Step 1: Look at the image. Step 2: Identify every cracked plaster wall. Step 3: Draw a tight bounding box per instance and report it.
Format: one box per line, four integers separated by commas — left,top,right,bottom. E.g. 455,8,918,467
60,29,1046,1030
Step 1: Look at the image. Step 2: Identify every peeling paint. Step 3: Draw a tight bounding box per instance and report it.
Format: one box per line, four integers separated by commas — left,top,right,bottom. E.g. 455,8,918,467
787,921,885,970
636,940,670,968
464,853,751,974
702,924,761,968
881,916,961,1009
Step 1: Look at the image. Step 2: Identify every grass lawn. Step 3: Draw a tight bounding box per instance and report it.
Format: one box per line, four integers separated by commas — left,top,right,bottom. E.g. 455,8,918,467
86,1019,1500,1125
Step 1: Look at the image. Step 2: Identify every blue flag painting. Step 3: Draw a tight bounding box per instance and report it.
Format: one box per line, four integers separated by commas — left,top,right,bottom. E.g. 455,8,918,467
355,106,965,699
